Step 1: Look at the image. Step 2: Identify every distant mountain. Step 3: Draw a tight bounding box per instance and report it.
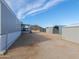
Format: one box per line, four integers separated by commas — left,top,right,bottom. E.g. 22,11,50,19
31,25,42,30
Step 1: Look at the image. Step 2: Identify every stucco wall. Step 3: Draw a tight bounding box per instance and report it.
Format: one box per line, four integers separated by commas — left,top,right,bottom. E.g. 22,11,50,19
62,26,79,43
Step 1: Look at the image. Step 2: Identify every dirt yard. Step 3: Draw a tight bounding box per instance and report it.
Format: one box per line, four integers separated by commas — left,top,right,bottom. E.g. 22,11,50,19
0,32,79,59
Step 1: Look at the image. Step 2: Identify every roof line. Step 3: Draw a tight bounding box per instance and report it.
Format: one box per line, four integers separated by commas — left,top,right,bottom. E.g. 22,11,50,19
1,0,19,20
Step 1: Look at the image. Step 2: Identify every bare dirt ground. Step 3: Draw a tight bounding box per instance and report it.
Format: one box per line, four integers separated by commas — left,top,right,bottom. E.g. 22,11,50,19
0,32,79,59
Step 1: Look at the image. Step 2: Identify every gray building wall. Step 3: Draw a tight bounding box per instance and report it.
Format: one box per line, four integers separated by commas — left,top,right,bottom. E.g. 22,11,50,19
0,1,1,34
0,0,21,54
1,1,21,35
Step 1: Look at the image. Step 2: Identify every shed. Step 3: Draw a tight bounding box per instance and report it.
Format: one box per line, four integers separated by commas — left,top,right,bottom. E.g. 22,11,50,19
0,0,21,54
53,25,62,34
46,27,53,34
46,25,63,34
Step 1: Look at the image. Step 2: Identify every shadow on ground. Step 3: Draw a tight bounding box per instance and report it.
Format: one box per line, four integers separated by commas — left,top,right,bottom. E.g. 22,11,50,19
8,32,50,50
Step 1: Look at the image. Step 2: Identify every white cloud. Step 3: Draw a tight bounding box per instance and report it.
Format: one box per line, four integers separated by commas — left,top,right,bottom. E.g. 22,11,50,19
24,0,63,17
4,0,63,19
17,0,46,19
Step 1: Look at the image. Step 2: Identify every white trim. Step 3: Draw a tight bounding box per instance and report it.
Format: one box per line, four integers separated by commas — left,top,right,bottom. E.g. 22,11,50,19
1,0,17,19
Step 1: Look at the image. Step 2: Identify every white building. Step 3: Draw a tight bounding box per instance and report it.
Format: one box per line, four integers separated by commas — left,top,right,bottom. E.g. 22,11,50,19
46,27,53,34
62,24,79,44
46,25,63,34
0,0,21,54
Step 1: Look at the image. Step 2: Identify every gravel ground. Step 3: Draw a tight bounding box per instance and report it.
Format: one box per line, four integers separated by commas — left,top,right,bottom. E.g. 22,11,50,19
0,32,79,59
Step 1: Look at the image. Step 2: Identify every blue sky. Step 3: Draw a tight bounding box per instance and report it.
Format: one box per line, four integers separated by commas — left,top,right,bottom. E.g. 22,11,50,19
5,0,79,27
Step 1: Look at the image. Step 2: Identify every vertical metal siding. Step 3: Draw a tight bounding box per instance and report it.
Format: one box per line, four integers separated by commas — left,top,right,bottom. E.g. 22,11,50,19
0,1,21,54
1,1,21,35
0,1,1,34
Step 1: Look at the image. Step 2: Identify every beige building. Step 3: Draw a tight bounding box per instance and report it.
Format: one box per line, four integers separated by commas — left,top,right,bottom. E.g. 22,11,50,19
62,25,79,44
